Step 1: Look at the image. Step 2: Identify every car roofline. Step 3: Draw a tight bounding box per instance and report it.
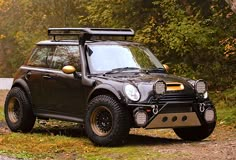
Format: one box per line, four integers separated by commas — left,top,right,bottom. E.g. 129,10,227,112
36,40,140,46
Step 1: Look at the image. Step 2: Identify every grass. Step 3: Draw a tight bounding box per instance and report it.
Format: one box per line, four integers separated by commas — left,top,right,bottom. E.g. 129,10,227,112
0,129,181,160
211,86,236,126
0,107,4,121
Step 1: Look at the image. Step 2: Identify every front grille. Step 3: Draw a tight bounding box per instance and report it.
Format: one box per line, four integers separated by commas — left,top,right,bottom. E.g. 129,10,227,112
149,94,195,113
149,94,195,104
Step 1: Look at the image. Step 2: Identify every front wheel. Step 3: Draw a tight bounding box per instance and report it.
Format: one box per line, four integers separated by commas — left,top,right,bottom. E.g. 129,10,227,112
4,87,36,133
85,95,130,146
173,122,216,141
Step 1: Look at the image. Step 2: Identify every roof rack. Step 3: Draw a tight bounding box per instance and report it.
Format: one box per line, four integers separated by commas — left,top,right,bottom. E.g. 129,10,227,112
48,28,135,44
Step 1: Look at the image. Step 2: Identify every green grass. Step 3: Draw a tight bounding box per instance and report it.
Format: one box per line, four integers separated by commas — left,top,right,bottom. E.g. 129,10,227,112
217,107,236,126
211,87,236,126
0,132,181,160
0,107,4,121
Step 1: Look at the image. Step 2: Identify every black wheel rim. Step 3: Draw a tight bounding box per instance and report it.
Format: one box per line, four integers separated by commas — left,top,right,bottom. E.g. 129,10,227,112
90,106,113,136
8,97,21,123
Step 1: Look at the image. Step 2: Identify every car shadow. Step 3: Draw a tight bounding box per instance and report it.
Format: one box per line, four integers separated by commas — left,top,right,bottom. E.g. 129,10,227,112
0,121,208,146
32,124,189,146
126,134,184,146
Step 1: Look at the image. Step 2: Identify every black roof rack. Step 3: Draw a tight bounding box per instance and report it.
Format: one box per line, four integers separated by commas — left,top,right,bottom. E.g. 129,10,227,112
48,28,135,44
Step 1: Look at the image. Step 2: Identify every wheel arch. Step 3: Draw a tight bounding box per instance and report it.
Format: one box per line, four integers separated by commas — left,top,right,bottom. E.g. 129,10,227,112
87,84,123,104
11,79,32,102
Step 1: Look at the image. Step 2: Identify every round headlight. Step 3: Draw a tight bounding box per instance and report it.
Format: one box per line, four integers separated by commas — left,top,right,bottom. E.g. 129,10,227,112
204,91,208,99
154,80,166,95
124,84,140,101
195,80,207,94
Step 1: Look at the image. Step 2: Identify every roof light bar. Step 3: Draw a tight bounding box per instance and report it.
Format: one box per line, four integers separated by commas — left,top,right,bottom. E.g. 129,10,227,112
48,28,134,37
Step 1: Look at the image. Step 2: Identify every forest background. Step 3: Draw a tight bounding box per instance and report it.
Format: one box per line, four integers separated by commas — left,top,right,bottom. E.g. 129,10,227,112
0,0,235,92
0,1,235,159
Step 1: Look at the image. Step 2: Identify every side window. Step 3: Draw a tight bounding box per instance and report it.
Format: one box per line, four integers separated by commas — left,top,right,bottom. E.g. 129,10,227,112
27,46,54,68
51,46,81,71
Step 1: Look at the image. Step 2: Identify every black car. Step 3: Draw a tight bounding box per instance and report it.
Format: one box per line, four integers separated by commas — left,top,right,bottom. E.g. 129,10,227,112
4,28,216,146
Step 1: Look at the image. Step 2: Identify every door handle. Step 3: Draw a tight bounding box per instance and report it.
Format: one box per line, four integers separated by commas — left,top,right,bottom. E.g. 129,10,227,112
43,75,52,80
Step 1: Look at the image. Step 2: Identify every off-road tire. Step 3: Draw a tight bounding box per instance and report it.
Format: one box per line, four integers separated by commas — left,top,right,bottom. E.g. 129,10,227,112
85,95,130,146
174,121,216,141
4,87,36,132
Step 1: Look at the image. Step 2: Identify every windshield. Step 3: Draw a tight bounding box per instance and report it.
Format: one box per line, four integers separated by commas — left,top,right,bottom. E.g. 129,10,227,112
86,44,164,74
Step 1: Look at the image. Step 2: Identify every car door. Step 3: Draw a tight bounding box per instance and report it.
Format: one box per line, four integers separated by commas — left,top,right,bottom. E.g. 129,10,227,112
25,46,55,109
41,45,85,117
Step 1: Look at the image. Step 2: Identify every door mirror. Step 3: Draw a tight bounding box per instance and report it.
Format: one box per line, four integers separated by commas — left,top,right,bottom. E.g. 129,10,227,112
163,64,170,72
62,65,76,74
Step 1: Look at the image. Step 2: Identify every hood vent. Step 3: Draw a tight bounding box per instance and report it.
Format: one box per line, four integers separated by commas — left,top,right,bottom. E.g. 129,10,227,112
166,82,184,91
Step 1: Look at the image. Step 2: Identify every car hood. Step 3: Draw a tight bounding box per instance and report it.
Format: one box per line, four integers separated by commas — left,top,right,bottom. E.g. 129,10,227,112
93,73,195,103
98,73,190,85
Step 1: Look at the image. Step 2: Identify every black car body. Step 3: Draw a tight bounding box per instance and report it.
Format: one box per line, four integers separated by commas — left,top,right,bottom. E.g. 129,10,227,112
4,28,216,146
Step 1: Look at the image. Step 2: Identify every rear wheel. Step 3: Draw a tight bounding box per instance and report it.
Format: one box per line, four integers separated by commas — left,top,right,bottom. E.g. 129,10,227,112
173,122,216,141
4,87,36,132
85,95,130,146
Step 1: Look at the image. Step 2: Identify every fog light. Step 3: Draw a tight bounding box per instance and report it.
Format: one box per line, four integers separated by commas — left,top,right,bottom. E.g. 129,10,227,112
204,108,215,123
154,80,166,95
134,111,148,127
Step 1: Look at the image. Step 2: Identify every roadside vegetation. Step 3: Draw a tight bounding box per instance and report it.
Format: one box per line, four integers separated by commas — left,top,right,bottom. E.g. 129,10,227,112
212,87,236,126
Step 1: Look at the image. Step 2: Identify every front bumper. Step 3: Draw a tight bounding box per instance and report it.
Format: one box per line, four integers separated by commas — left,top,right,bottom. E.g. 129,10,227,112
128,99,216,129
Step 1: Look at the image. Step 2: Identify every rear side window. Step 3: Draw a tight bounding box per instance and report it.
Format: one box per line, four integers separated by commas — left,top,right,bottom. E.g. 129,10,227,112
51,46,81,71
27,46,54,67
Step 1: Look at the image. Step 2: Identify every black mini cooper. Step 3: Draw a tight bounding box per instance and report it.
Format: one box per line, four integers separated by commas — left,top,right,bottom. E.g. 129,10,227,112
4,28,216,146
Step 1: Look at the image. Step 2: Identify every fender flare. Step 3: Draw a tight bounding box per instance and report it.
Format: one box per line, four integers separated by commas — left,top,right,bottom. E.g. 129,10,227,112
87,83,123,104
12,79,32,102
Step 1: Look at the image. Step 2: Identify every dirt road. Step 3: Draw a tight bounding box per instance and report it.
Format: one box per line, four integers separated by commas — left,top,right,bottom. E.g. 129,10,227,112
129,126,236,160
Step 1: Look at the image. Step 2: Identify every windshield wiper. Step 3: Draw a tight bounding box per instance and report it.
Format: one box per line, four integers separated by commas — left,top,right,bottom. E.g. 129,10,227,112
142,68,165,73
105,67,140,74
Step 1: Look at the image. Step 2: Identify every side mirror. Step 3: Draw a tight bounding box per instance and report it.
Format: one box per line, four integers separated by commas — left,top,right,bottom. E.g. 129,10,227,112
163,64,170,72
62,65,76,74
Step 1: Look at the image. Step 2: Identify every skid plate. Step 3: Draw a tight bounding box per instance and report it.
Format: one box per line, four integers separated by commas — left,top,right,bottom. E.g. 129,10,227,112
146,112,201,129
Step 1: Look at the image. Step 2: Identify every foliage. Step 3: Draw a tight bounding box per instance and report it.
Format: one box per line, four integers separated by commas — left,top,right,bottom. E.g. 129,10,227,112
0,0,235,90
211,87,236,126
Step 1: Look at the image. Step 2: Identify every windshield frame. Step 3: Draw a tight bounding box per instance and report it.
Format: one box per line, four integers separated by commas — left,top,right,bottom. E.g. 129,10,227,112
86,42,165,75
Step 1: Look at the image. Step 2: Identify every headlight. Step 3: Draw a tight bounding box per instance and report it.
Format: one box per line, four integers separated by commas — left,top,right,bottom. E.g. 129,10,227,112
204,91,208,99
154,80,166,95
124,84,140,101
195,80,207,94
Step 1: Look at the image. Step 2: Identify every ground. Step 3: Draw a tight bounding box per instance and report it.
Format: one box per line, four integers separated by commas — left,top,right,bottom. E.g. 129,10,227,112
0,90,235,160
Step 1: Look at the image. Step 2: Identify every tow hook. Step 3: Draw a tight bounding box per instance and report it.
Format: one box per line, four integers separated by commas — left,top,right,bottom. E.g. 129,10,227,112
151,105,159,115
199,103,206,113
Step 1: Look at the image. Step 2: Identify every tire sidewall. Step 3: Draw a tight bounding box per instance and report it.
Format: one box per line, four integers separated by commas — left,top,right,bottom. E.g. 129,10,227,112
4,87,35,132
85,95,130,146
5,95,23,131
